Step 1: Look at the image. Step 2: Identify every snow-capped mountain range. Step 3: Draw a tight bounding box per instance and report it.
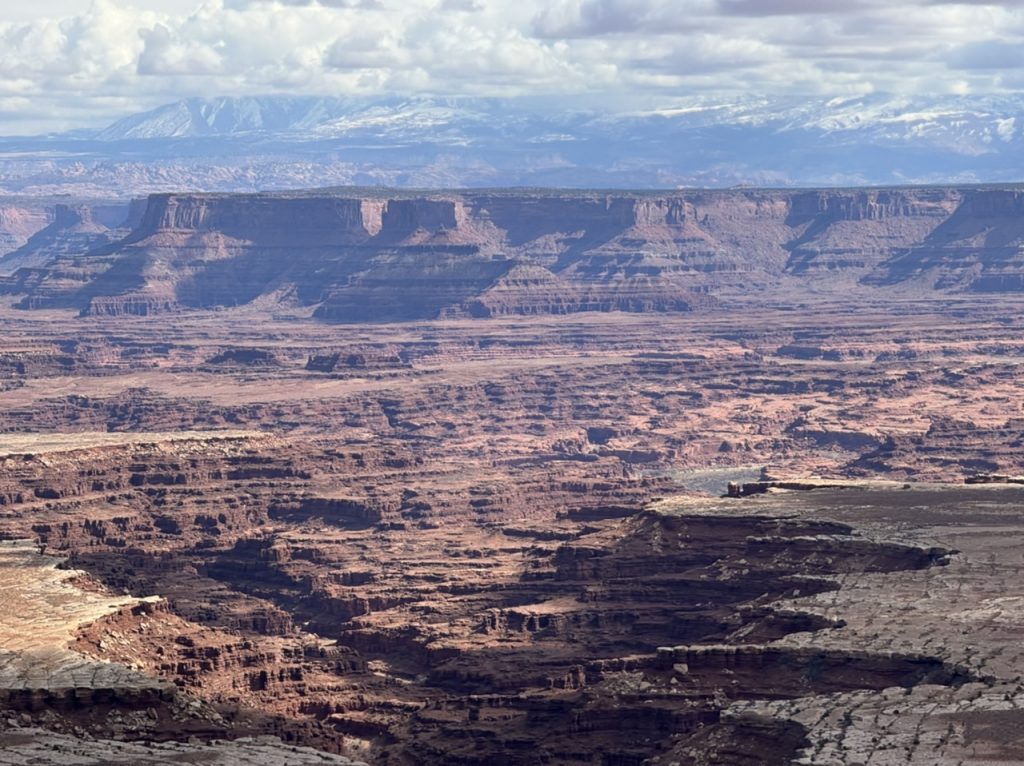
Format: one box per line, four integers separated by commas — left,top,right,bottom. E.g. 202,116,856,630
2,94,1023,195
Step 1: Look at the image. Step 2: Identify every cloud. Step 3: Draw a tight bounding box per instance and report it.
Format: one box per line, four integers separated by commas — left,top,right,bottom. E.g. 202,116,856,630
270,0,383,7
949,39,1024,69
324,31,410,70
717,0,886,15
138,23,222,75
440,0,483,10
0,0,1023,134
532,0,714,37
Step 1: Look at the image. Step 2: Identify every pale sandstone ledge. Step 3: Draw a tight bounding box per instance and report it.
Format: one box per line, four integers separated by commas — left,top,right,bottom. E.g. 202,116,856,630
0,541,369,765
0,540,167,701
0,430,260,458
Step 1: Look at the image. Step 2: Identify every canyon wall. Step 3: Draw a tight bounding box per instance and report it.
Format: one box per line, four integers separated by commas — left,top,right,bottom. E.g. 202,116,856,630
1,186,1021,320
0,203,53,259
0,430,985,764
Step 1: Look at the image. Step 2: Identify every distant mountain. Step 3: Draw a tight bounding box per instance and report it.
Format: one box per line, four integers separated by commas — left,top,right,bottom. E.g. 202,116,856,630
95,96,374,140
1,94,1023,195
93,95,593,143
92,94,1024,149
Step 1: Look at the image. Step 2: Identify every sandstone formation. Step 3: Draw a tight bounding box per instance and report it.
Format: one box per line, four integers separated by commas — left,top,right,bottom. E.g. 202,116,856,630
0,203,52,258
0,539,169,710
0,427,983,762
0,203,134,275
1,431,1020,764
1,186,1023,320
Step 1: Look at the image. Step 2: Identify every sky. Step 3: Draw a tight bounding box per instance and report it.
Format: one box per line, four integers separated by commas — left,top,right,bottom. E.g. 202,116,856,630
1,0,1023,134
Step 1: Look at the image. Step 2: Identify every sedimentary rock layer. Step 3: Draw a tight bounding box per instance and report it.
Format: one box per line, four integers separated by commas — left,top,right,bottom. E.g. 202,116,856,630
0,434,993,764
2,441,1021,764
2,186,1024,320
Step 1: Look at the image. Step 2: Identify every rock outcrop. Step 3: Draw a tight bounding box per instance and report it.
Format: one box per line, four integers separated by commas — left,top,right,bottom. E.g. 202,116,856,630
864,188,1024,291
4,186,1024,320
0,439,987,764
0,202,134,275
0,203,52,258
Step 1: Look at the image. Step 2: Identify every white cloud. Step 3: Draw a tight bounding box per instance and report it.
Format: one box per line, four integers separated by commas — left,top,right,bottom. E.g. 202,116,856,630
138,24,223,75
0,0,1022,133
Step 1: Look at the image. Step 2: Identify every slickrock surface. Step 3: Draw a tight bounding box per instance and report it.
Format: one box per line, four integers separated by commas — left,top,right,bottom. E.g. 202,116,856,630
6,470,1024,764
0,729,363,764
654,484,1024,765
0,539,164,700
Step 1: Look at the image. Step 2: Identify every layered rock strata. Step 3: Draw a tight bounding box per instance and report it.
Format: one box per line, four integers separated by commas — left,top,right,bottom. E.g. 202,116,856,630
2,450,1016,764
3,186,1024,320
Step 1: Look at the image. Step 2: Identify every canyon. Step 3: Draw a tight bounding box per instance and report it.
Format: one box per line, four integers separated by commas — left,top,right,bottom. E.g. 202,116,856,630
0,187,1023,764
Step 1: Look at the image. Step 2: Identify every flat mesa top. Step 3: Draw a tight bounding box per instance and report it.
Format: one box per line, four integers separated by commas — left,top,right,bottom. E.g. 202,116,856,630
146,183,1024,200
652,480,1024,524
0,430,260,457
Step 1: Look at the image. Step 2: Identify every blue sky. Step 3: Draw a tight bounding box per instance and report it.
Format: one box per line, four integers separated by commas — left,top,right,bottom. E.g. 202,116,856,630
1,0,1023,133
